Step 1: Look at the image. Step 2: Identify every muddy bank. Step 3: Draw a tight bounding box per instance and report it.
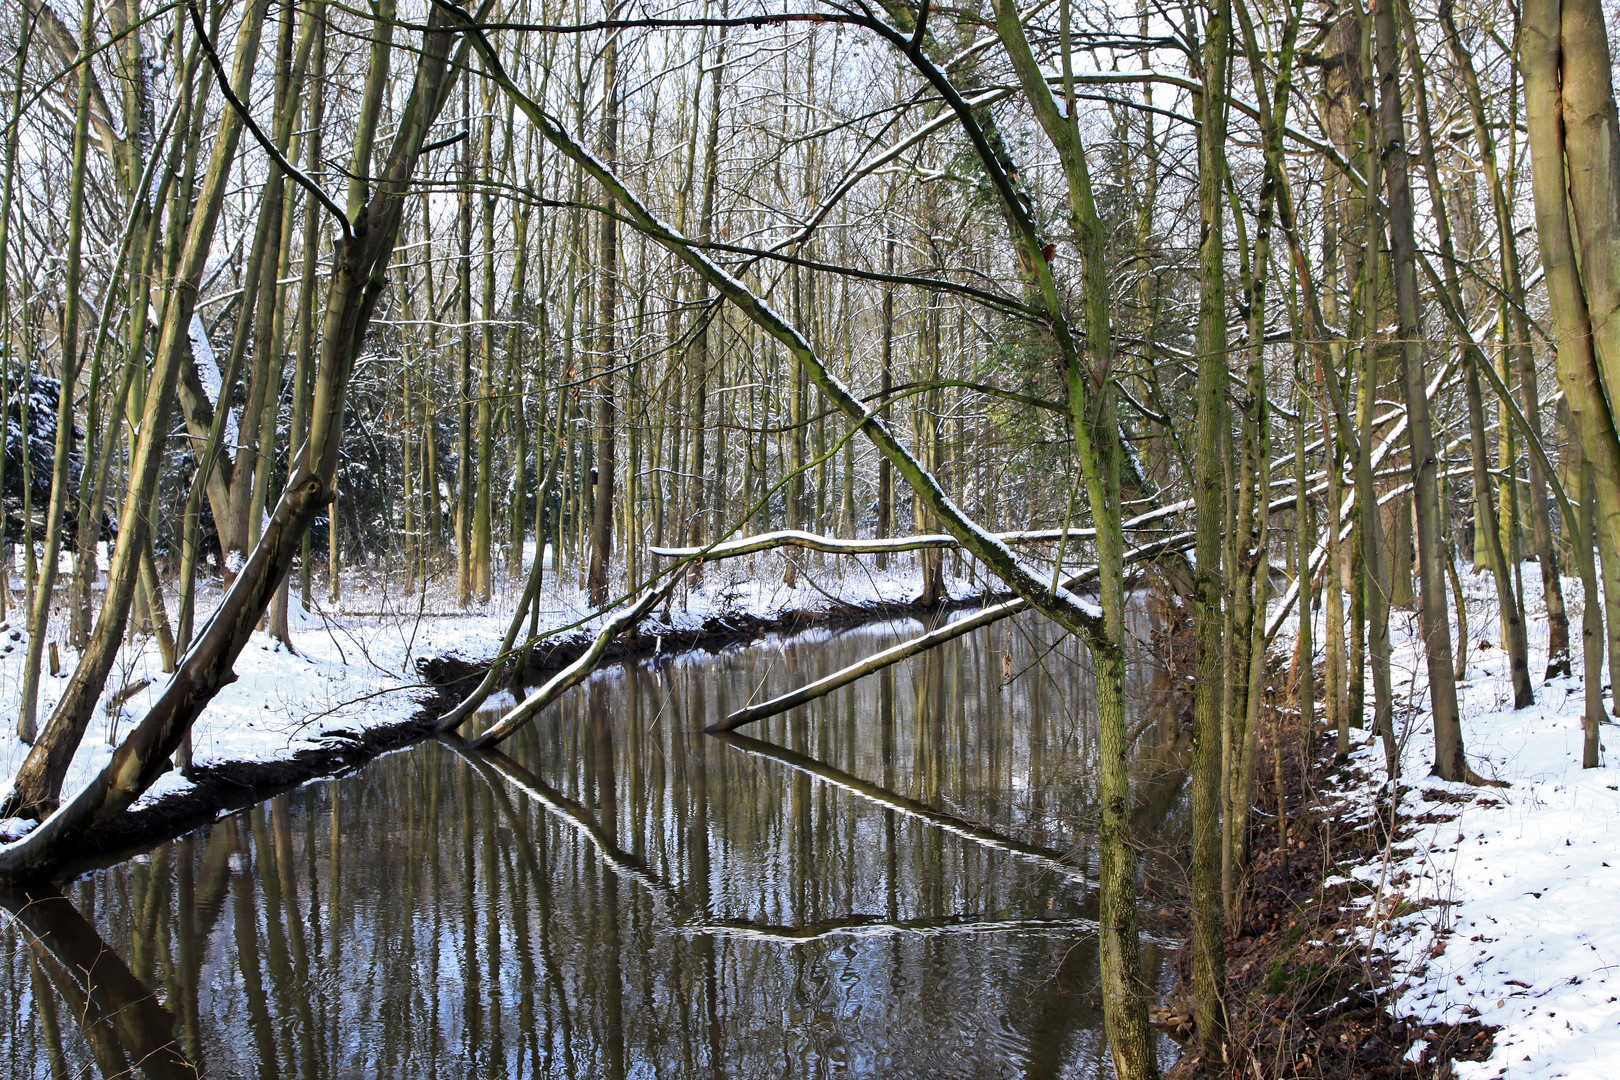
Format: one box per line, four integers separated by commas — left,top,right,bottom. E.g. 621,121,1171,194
1159,709,1495,1079
47,591,1000,881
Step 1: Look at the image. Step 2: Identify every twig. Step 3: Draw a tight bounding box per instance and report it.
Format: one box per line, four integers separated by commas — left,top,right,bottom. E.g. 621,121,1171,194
186,0,352,241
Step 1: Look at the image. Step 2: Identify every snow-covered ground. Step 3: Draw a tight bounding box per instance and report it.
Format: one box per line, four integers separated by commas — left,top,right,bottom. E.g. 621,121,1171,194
0,550,975,823
1309,564,1620,1079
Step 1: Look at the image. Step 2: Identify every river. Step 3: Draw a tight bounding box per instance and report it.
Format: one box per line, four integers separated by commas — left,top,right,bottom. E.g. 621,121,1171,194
0,607,1190,1078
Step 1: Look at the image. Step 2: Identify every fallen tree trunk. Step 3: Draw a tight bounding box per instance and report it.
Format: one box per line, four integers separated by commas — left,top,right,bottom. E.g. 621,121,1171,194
460,578,681,748
649,525,1150,560
709,529,1196,732
429,523,556,732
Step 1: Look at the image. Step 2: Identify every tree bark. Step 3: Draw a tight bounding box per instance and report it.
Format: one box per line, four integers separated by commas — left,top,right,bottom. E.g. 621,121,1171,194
14,0,94,742
1405,8,1532,707
1440,3,1568,678
1522,0,1620,731
1372,0,1466,780
587,33,621,606
1191,0,1232,1057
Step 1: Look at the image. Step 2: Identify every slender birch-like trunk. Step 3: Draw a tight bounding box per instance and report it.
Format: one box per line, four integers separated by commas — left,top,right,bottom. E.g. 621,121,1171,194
15,0,96,742
1372,0,1466,779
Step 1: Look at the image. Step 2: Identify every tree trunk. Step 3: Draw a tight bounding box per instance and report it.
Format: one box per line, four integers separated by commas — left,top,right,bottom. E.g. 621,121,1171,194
3,0,275,820
473,85,497,602
14,0,94,742
1191,0,1232,1056
1523,0,1620,726
1441,5,1568,678
455,81,473,607
876,231,895,565
587,33,621,607
0,1,469,848
1373,0,1466,780
1404,12,1532,707
272,2,327,637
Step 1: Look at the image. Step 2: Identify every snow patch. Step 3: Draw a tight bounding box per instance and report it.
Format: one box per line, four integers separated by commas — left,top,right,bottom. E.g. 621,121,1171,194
1292,562,1620,1079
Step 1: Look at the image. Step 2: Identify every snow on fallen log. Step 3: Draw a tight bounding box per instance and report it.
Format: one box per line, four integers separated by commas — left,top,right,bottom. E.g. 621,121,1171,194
709,530,1196,732
463,582,677,750
648,526,1111,560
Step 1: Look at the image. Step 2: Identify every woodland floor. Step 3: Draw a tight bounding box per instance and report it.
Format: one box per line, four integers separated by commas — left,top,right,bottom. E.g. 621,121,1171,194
1166,563,1618,1079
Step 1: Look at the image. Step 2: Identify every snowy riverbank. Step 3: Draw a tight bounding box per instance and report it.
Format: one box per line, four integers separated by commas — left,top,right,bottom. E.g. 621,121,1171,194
1308,565,1618,1079
0,553,982,829
5,545,1613,1076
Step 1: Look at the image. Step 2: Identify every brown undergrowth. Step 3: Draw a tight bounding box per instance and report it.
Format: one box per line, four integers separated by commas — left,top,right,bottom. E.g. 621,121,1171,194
1162,666,1495,1079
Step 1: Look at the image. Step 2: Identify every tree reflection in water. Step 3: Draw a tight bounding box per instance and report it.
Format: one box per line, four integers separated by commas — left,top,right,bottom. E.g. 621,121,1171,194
0,609,1190,1078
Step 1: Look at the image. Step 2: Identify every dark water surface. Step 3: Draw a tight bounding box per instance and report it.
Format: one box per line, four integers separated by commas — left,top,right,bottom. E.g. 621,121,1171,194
0,608,1191,1079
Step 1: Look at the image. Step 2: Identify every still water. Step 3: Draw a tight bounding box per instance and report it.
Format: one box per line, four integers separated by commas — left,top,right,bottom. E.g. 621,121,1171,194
0,608,1190,1079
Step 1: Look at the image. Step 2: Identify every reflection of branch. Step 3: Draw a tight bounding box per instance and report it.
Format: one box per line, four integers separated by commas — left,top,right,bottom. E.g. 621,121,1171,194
457,745,595,1051
712,732,1095,886
465,742,1128,947
456,744,684,908
677,913,1102,943
0,886,197,1079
